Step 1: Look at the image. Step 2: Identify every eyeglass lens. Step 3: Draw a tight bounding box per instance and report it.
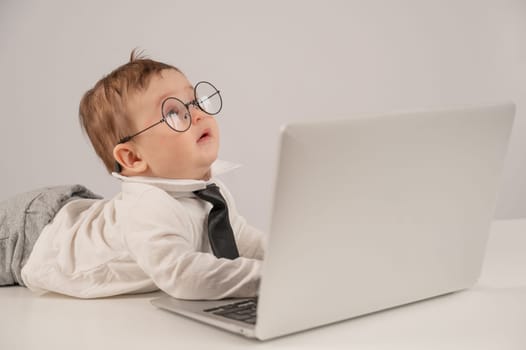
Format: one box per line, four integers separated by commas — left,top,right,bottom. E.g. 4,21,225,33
195,81,222,115
162,98,191,132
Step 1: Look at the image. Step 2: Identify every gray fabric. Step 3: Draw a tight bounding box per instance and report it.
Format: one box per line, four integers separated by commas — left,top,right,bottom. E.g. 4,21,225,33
0,185,102,286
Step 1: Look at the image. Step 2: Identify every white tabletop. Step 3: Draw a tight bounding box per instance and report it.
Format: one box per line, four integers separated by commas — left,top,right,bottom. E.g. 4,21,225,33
1,219,525,349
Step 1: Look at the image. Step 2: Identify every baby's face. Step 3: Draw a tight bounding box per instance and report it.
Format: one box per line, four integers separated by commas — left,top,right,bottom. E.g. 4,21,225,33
126,69,220,180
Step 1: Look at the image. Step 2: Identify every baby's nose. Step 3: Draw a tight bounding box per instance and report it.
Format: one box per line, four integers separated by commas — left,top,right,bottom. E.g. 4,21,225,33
191,105,206,123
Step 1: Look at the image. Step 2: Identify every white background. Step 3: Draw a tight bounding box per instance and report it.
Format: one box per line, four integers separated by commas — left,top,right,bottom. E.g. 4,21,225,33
1,0,525,232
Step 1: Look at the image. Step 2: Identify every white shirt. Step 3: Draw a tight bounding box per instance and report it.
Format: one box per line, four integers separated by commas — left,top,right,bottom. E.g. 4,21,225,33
21,161,266,299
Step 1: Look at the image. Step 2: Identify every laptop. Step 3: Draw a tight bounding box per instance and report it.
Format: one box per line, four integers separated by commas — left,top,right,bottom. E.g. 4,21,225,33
151,102,515,340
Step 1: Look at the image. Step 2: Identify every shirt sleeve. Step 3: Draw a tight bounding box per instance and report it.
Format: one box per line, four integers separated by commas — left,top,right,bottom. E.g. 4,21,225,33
121,187,261,300
214,180,267,260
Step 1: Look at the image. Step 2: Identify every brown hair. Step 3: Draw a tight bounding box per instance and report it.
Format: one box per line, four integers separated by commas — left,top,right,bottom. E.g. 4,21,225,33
79,49,180,173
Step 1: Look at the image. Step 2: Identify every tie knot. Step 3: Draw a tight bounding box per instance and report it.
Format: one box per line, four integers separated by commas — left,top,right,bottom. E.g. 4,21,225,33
193,183,226,208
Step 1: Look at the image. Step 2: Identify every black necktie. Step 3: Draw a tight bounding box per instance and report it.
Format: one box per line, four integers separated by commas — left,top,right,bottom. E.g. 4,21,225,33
193,183,240,259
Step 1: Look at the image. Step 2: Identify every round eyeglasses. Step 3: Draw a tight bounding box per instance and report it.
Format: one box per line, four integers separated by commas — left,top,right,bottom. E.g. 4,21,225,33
114,81,222,173
117,81,222,144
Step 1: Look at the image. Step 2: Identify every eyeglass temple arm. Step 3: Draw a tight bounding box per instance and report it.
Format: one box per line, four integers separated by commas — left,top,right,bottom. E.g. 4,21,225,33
114,119,165,173
118,119,165,144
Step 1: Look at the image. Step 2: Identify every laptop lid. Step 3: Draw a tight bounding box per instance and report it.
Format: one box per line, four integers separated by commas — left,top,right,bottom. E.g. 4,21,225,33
254,102,515,340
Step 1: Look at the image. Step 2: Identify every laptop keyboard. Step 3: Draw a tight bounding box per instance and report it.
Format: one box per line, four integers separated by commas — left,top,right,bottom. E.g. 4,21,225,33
203,298,258,325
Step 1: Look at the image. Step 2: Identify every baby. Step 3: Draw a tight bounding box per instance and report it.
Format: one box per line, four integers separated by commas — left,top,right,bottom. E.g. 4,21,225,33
17,51,266,299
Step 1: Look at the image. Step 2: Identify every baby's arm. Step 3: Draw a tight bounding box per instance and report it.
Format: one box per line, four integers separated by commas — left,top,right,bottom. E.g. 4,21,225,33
122,188,260,300
231,214,266,260
128,237,261,300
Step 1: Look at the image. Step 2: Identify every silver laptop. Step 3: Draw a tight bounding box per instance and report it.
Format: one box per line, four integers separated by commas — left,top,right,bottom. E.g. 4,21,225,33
151,102,515,340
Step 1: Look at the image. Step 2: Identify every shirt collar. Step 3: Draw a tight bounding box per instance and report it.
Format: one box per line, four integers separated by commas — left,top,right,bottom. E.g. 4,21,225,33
111,159,240,193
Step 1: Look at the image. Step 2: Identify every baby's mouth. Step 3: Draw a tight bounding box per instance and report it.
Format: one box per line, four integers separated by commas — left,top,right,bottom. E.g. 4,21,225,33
197,129,211,143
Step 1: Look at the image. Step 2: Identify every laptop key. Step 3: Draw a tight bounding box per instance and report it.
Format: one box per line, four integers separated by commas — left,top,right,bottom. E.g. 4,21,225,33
245,317,257,325
237,308,255,315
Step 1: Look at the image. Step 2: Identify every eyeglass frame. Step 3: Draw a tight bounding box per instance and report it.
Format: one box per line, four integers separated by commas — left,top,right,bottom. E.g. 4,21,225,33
113,80,222,173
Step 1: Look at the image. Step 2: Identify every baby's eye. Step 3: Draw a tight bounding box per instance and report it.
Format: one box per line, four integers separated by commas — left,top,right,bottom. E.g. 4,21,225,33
166,108,183,118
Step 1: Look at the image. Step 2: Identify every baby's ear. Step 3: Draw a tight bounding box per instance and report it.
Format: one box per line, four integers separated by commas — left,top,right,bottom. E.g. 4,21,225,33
113,143,148,175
